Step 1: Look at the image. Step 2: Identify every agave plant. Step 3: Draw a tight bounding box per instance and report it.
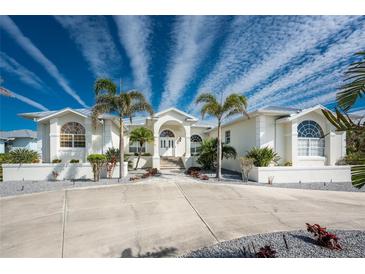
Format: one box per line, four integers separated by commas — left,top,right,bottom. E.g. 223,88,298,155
8,148,39,164
246,147,280,167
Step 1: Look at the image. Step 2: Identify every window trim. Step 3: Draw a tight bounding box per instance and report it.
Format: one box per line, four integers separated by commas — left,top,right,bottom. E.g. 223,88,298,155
225,130,231,144
297,120,325,157
60,122,86,148
190,134,203,156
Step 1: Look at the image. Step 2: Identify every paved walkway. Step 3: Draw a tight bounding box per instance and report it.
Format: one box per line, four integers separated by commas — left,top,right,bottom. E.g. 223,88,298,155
1,171,365,257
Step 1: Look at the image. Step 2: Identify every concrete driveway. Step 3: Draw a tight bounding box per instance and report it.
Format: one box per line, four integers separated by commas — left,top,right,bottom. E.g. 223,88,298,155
1,172,365,257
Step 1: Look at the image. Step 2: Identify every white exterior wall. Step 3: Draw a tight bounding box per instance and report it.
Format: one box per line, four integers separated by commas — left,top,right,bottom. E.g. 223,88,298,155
2,162,128,181
209,117,257,172
249,166,351,183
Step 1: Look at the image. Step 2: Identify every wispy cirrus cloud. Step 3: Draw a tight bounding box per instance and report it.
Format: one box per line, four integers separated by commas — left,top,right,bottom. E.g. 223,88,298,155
188,16,359,115
113,16,152,100
54,16,121,77
0,52,45,91
0,87,49,111
247,19,365,109
223,16,358,98
0,16,87,107
159,16,222,111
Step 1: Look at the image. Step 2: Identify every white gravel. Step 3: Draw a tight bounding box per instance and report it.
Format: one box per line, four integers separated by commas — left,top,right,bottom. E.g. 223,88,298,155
183,230,365,258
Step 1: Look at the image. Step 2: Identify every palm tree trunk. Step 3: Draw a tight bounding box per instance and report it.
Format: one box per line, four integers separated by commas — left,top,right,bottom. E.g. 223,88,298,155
119,116,124,179
217,121,222,179
135,151,141,170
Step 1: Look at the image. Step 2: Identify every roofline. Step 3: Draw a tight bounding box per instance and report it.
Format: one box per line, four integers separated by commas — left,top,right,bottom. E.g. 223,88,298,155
276,104,329,123
152,107,198,121
37,108,88,122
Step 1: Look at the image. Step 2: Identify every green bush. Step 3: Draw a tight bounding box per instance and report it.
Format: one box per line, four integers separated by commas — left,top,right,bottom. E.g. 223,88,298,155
0,153,10,164
52,159,62,163
197,138,237,170
70,159,79,163
87,154,107,181
246,147,280,167
142,152,152,156
8,148,39,164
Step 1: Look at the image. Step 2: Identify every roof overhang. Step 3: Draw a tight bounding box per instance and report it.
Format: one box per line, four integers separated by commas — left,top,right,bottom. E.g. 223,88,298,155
276,104,330,124
152,107,198,122
37,108,88,122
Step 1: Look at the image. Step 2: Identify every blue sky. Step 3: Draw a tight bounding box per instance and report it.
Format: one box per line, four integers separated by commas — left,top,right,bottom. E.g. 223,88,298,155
0,15,364,130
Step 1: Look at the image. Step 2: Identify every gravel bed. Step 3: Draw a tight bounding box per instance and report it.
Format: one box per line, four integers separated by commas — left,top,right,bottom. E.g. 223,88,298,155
199,171,364,192
244,181,365,192
0,169,152,197
183,230,365,258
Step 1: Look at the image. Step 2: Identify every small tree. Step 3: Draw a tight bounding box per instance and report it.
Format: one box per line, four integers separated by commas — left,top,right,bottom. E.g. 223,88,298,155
239,157,254,182
196,93,248,179
246,147,280,167
87,154,107,182
129,127,154,170
105,148,120,178
197,138,237,170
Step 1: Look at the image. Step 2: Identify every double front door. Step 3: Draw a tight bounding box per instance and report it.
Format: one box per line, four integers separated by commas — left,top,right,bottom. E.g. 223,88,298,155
159,137,175,156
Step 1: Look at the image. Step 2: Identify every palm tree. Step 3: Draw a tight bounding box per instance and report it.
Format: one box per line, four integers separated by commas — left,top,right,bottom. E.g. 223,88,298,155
129,127,154,170
197,138,237,170
322,52,365,188
196,93,248,179
92,78,153,178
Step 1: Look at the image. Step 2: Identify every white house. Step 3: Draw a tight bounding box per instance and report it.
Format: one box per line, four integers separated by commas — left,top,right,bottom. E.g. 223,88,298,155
5,104,349,183
0,130,37,153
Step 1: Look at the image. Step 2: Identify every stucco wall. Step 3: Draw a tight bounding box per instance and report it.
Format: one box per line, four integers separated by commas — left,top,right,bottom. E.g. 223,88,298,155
0,140,4,153
209,117,257,172
249,166,351,183
2,162,128,181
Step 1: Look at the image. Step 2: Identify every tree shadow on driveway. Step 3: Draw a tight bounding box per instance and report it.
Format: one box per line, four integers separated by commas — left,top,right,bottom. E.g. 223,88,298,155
120,247,178,258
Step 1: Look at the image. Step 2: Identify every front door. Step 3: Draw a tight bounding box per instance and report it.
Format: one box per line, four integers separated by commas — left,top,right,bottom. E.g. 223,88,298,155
159,137,175,156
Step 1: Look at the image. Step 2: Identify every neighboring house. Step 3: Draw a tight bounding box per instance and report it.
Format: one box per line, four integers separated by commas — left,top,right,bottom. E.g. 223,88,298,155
18,104,346,171
0,130,37,153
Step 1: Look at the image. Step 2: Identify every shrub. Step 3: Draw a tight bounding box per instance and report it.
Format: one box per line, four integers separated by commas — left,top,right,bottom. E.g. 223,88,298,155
186,166,209,180
239,157,254,182
0,153,10,164
87,154,107,182
284,161,292,166
70,159,79,163
186,166,201,175
306,223,342,250
52,159,62,163
255,246,277,258
9,148,39,164
246,147,280,167
197,138,237,170
142,152,152,156
105,148,120,178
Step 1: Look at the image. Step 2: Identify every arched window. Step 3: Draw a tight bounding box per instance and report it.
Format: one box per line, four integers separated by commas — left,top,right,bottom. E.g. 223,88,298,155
297,120,324,156
60,122,85,148
191,134,202,156
160,129,175,137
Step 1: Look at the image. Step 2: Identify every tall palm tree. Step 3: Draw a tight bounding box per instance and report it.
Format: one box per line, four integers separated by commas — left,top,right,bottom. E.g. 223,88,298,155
196,93,248,179
92,78,153,178
322,52,365,188
129,127,154,170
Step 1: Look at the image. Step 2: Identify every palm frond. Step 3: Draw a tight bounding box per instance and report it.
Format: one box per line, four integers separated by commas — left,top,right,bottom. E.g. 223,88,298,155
223,93,249,119
196,93,218,105
337,52,365,111
94,78,117,96
322,109,361,131
352,165,365,189
91,103,112,128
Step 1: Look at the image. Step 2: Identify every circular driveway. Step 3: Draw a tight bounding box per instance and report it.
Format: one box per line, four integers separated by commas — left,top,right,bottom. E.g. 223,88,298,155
1,172,365,257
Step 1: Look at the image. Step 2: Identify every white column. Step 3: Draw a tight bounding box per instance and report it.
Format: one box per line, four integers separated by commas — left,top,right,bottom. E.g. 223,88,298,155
85,118,93,161
291,121,298,166
152,123,160,169
103,120,113,151
255,115,265,147
36,122,43,163
49,118,59,162
184,125,191,157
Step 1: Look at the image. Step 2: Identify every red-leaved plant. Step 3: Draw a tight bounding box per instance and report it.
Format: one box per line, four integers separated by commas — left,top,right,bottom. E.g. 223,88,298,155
256,245,277,258
306,223,342,250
